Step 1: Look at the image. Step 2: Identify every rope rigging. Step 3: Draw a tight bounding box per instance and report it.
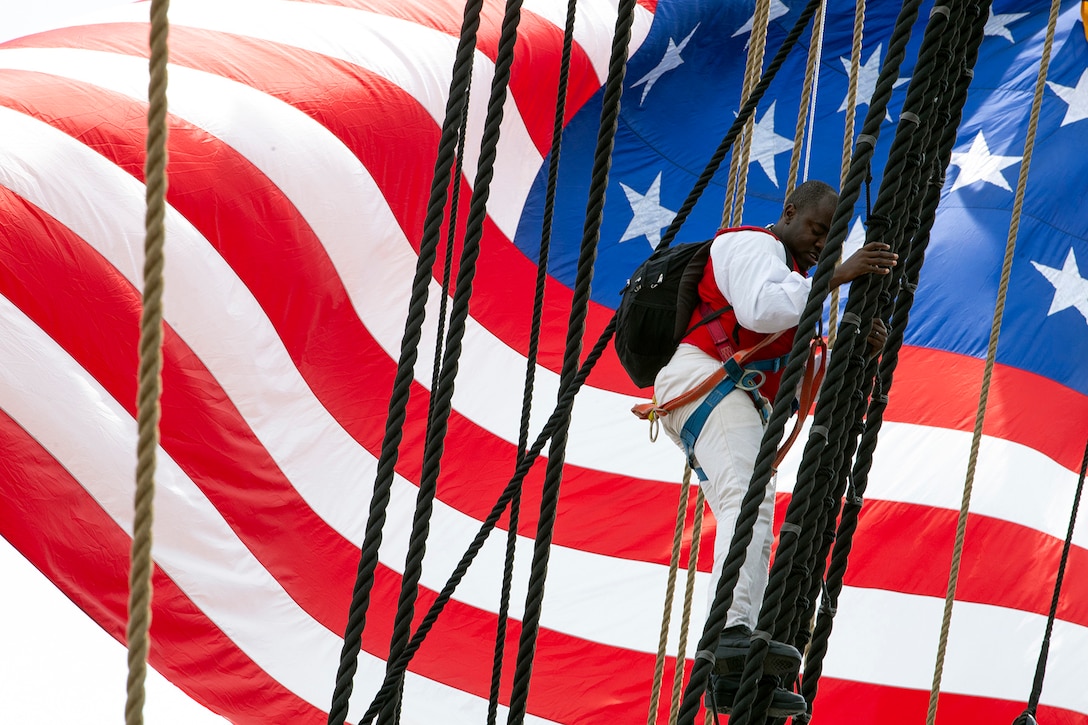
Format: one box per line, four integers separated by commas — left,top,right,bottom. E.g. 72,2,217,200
127,1,170,724
327,0,489,719
928,0,1064,719
315,0,1055,722
726,4,998,723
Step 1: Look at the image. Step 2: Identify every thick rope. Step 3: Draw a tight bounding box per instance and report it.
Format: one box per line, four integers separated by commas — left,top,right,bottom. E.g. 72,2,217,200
723,0,772,227
828,0,866,349
649,471,694,725
926,0,1062,720
670,487,706,725
797,5,990,714
126,2,169,724
354,322,617,725
785,0,825,196
487,1,579,719
374,2,527,723
328,1,486,720
1016,439,1088,722
674,2,926,722
506,1,639,719
736,4,975,721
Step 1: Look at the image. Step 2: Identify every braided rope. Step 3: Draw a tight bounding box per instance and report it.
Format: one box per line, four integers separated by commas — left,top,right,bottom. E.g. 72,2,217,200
670,487,706,725
505,2,639,719
723,0,772,227
649,470,694,725
125,2,169,723
797,7,990,713
328,1,485,719
785,0,825,196
488,0,579,719
374,3,528,723
926,0,1062,721
1018,439,1088,722
828,0,866,349
740,4,975,720
675,2,927,722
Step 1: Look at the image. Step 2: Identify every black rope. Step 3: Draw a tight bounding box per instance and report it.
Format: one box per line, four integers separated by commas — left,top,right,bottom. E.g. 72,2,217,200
504,0,639,719
1014,438,1088,723
673,2,925,723
487,0,580,720
352,319,616,725
371,1,528,723
774,0,976,693
732,4,983,722
327,0,486,720
797,2,992,716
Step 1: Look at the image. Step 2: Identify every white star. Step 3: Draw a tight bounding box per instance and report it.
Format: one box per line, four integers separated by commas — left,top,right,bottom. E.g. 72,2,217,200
748,100,794,187
733,0,790,38
984,8,1028,42
619,172,676,249
837,43,910,119
843,217,866,260
947,132,1021,192
1031,248,1088,325
631,24,699,105
1047,69,1088,127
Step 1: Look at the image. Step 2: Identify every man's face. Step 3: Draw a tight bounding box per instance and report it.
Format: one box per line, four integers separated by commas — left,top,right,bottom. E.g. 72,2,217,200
780,196,836,269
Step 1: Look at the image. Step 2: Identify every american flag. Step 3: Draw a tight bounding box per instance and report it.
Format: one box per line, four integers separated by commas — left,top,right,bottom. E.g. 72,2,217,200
0,0,1085,722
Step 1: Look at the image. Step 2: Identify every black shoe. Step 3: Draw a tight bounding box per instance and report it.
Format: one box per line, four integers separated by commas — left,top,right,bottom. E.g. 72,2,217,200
708,673,807,718
714,625,802,676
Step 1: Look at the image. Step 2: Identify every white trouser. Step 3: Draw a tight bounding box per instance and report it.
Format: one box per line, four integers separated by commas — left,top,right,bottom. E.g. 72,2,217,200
655,345,776,630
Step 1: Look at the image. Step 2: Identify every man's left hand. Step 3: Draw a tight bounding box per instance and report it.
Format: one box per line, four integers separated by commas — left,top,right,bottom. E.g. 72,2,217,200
867,318,888,357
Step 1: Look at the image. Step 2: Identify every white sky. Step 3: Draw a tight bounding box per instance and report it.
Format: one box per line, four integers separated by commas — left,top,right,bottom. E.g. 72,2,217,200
0,1,230,722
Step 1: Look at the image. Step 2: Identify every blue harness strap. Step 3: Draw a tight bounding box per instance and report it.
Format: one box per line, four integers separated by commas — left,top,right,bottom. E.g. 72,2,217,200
679,354,788,482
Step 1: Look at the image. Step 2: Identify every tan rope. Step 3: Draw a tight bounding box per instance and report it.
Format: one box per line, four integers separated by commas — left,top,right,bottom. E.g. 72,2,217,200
126,1,169,724
829,0,866,349
925,1,1063,721
648,467,695,725
722,0,772,227
670,486,706,725
785,0,825,197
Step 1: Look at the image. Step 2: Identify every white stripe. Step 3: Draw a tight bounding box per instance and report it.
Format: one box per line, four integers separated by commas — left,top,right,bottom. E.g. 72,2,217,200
0,46,681,483
0,293,560,725
776,420,1087,547
823,586,1088,715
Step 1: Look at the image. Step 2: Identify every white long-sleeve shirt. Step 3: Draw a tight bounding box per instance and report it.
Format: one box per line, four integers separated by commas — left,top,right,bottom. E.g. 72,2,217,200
710,228,811,334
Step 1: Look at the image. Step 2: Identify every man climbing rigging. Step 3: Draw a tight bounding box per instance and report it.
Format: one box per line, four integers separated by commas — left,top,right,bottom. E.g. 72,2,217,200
651,180,897,716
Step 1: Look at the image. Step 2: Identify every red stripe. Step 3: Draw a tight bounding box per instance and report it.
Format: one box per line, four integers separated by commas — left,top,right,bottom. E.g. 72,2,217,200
0,409,323,725
297,0,604,152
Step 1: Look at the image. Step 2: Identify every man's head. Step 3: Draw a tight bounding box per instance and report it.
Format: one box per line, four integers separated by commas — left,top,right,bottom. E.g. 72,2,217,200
772,180,838,269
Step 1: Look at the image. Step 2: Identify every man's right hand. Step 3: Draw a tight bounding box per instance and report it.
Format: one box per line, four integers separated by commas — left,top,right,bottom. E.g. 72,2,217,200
830,242,898,288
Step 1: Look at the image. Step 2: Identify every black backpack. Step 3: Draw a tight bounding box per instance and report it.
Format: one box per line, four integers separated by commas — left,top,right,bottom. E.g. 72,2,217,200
614,240,726,388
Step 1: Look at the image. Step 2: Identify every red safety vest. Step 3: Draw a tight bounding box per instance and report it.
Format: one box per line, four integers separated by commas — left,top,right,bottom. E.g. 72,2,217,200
680,226,805,400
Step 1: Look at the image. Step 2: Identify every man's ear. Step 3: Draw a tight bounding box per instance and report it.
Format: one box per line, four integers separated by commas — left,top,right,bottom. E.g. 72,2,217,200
782,203,797,223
